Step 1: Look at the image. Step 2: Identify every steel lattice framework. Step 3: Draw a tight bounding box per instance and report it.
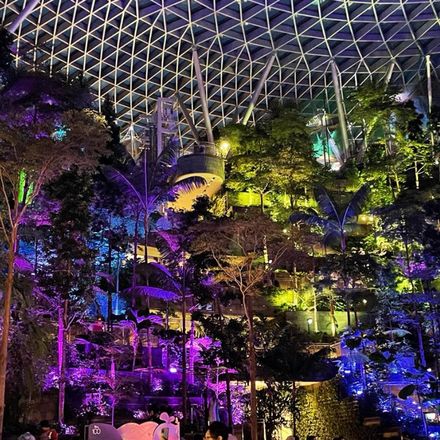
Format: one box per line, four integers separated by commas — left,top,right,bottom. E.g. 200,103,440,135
1,0,440,143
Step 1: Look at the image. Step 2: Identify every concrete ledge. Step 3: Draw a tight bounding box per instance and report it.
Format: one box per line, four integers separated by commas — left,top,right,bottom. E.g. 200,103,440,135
176,154,225,181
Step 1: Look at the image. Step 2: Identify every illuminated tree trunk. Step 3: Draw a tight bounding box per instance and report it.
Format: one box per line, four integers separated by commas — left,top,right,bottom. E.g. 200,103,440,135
181,288,188,427
414,160,420,190
147,324,153,388
244,294,258,440
330,297,336,337
57,299,68,425
218,300,233,428
132,209,140,292
189,319,195,384
131,329,138,372
416,323,427,368
291,381,297,438
225,372,233,428
107,227,113,330
0,225,18,439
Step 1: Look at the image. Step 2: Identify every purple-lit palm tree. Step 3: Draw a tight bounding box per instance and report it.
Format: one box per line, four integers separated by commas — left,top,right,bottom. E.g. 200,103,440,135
104,141,204,291
120,309,163,373
127,230,213,428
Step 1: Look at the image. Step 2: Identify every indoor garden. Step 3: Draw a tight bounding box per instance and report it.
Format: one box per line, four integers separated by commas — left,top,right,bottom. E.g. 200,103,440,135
0,5,439,440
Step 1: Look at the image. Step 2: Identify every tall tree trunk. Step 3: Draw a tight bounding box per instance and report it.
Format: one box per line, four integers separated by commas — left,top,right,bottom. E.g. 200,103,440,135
107,235,112,331
143,209,150,314
313,288,318,333
147,326,153,388
218,298,233,428
244,294,257,440
132,331,138,372
341,239,351,327
132,210,140,289
392,167,401,193
181,287,188,428
225,371,233,428
291,381,297,438
403,235,427,367
0,225,18,439
110,354,116,426
414,160,420,190
416,323,427,368
330,297,336,337
189,319,195,385
259,192,264,213
165,303,170,370
58,299,68,426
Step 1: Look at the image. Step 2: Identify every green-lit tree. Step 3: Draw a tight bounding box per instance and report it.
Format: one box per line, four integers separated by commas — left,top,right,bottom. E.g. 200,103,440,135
291,185,369,326
348,82,427,197
223,105,320,216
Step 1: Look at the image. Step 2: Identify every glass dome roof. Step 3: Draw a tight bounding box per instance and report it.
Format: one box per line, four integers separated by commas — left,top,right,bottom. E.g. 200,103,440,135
1,0,439,142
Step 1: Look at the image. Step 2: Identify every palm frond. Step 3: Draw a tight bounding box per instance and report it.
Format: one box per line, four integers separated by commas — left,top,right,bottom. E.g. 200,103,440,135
151,142,180,183
322,228,342,248
149,261,180,290
14,255,33,272
123,285,179,301
384,329,411,337
172,176,207,194
341,184,369,226
289,212,333,230
157,230,181,254
96,271,114,286
103,166,146,210
314,186,341,223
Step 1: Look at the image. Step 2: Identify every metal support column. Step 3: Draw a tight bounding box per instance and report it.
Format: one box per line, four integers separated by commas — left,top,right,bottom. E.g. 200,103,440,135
192,47,214,145
426,55,435,149
7,0,40,33
175,93,201,144
427,55,432,115
242,52,276,125
330,59,350,159
384,60,395,86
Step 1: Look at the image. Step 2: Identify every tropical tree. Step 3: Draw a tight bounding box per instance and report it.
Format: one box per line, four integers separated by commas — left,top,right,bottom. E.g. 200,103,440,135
259,317,335,439
256,382,297,440
195,314,248,427
190,214,286,440
3,273,52,427
0,74,109,435
124,229,213,428
223,105,320,215
348,81,421,196
104,141,204,290
38,168,98,425
94,97,131,328
290,184,369,326
120,308,163,373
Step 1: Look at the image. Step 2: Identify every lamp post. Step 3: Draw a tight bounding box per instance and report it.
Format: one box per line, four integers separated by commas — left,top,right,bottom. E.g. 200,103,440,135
307,318,313,334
